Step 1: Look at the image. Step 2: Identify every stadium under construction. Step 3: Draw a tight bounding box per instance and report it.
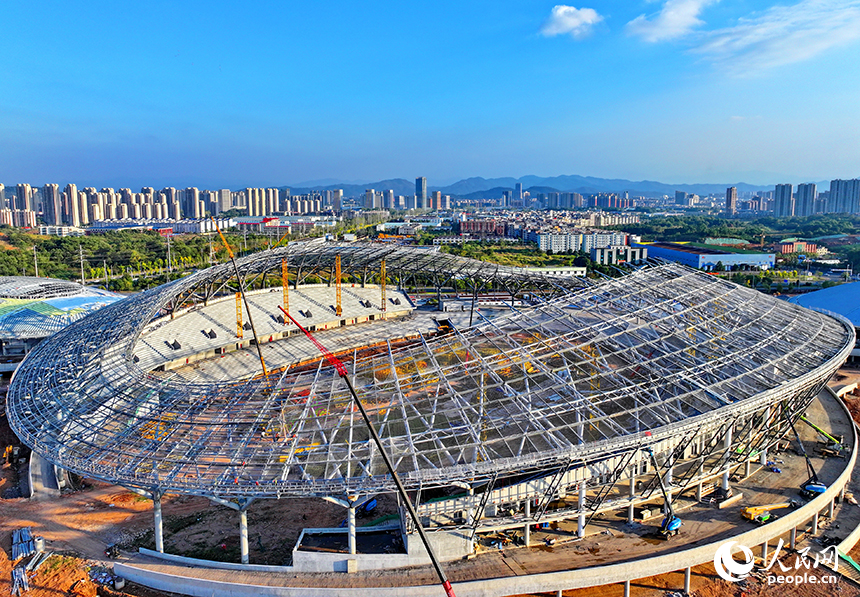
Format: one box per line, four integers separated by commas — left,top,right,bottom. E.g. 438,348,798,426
5,242,858,596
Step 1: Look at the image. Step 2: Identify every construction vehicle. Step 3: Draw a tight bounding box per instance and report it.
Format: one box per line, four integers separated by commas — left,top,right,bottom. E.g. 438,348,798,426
741,501,797,524
643,447,682,538
800,415,845,452
786,412,827,499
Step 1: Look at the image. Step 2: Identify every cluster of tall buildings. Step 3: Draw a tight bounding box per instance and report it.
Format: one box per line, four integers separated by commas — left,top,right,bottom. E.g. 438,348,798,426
0,183,351,230
722,179,860,217
363,177,451,211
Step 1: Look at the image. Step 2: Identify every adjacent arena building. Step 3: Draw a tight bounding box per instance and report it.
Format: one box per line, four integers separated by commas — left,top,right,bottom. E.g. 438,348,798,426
5,242,857,593
0,276,123,372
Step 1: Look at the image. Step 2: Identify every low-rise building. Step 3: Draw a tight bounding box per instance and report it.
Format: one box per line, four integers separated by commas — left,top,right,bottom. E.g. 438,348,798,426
591,246,648,265
635,242,774,270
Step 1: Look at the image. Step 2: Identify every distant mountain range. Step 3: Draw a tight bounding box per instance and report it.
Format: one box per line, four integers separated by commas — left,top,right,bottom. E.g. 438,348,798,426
281,174,781,199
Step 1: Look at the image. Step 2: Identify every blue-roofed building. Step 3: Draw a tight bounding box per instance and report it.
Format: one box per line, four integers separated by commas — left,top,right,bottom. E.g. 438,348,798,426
0,277,124,371
790,282,860,363
633,242,775,271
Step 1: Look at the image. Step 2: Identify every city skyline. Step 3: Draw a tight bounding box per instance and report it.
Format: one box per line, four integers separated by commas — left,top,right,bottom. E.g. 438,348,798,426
2,1,859,189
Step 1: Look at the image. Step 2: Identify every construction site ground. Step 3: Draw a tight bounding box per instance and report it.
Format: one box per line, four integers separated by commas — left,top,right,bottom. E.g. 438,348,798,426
3,367,860,597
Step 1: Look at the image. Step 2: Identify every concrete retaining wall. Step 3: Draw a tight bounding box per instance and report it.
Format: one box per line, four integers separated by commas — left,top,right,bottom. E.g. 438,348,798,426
138,548,294,573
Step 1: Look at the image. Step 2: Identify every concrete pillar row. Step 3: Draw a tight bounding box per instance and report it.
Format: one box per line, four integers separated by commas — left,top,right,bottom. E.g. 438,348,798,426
153,493,164,553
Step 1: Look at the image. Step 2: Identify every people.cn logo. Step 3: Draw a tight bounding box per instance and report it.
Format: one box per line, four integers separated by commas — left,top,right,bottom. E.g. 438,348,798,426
714,541,755,582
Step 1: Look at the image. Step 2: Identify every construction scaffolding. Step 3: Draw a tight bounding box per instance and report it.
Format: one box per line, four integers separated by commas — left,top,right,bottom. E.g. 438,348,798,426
5,245,854,506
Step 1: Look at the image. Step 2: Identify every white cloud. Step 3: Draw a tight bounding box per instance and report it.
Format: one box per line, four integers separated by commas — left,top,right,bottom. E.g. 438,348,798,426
540,5,604,39
626,0,716,42
693,0,860,75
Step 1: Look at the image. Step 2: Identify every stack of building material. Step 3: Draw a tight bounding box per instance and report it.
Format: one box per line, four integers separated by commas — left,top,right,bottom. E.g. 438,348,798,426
11,527,35,560
11,567,29,595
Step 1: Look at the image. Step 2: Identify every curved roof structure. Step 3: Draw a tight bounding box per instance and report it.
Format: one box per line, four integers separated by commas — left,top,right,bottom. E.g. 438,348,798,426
0,276,124,340
789,281,860,328
6,245,855,500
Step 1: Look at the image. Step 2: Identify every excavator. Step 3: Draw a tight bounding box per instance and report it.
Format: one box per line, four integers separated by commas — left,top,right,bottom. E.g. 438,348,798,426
741,500,798,525
643,447,682,538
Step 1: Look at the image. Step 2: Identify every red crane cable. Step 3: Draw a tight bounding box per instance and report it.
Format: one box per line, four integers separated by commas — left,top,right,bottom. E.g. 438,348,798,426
277,305,456,597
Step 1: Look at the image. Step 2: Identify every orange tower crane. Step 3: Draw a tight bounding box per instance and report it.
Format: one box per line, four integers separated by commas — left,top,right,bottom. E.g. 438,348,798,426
211,218,268,382
235,292,243,339
380,258,387,316
335,254,343,317
288,259,290,316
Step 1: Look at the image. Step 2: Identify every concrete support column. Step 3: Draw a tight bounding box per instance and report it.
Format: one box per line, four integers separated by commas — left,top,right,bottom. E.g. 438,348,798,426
761,407,771,466
722,426,733,491
153,493,164,553
828,497,835,518
577,482,587,538
744,459,751,479
348,505,357,555
840,484,847,502
812,512,819,535
665,466,673,485
466,486,475,527
524,499,531,547
790,527,797,550
695,460,704,502
684,566,691,594
627,472,636,523
556,591,563,597
624,580,631,597
239,510,249,564
761,541,768,562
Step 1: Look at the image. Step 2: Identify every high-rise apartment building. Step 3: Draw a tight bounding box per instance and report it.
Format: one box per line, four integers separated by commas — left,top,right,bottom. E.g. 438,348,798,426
184,187,200,219
331,189,343,212
42,184,62,225
415,177,427,210
63,184,80,226
431,191,442,210
515,183,523,201
216,189,232,214
795,183,816,217
773,184,794,217
16,184,33,211
829,179,860,214
0,184,5,210
725,187,737,216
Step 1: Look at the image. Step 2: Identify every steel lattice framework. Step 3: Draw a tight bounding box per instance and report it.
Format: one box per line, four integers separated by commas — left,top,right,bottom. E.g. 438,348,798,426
0,276,84,299
6,244,855,503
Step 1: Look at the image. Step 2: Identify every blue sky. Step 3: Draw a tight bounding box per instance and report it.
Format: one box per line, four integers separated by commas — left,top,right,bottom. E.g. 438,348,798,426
2,1,859,189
